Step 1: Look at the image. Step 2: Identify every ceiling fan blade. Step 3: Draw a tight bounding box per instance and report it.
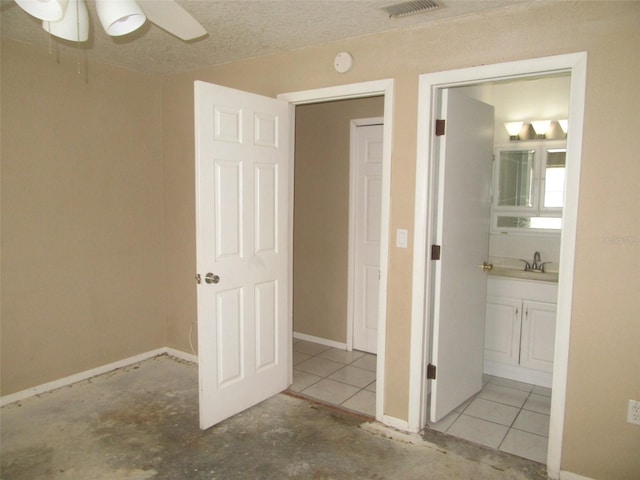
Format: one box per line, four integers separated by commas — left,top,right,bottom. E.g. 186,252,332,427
138,0,207,41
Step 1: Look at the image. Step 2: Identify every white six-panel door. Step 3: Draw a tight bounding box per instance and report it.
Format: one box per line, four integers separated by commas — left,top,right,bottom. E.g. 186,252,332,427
352,122,383,354
194,81,290,430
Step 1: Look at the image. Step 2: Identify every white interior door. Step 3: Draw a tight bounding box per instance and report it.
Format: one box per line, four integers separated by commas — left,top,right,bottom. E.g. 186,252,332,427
352,122,383,354
430,89,494,423
195,81,290,430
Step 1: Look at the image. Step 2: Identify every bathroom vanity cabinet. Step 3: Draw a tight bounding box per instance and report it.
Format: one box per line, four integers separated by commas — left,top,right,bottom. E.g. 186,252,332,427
483,276,558,387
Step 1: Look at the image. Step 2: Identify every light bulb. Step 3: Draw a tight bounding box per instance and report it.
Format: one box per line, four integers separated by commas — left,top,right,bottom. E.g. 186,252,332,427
558,119,568,134
42,0,89,42
16,0,69,22
96,0,146,37
504,121,523,140
531,120,552,137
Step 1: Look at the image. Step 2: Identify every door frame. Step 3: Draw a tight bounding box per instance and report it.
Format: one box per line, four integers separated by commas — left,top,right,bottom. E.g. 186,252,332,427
408,53,587,479
347,116,385,353
278,79,394,423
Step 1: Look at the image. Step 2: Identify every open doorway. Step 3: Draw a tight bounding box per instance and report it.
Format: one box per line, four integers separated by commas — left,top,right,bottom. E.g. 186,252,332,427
409,53,587,477
278,80,394,423
426,75,570,464
288,98,383,416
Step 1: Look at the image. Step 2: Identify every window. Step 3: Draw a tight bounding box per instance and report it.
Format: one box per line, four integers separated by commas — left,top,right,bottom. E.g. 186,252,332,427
543,149,566,209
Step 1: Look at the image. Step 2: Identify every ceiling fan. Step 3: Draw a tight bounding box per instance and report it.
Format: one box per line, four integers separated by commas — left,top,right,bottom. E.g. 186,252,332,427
15,0,208,42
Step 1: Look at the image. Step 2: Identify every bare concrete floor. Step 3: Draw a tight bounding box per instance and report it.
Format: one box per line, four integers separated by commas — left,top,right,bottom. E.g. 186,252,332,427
1,355,549,479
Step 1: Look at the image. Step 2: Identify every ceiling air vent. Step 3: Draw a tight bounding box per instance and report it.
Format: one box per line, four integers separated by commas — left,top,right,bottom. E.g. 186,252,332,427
382,0,440,18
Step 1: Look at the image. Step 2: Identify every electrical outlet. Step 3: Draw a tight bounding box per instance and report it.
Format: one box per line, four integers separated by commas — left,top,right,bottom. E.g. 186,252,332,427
627,400,640,425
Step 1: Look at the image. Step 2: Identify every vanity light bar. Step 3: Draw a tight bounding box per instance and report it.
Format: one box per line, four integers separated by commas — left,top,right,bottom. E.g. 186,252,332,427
504,120,568,141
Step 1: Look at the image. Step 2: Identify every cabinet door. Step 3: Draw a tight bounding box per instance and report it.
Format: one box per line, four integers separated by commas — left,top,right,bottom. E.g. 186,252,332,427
484,296,522,366
520,300,557,372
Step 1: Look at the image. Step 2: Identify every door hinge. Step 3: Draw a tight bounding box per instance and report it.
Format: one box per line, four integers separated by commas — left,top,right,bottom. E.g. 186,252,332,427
427,363,437,380
431,244,441,260
435,119,445,136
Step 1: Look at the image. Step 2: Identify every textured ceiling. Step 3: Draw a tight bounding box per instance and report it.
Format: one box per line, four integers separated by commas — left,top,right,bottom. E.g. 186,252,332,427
1,0,532,75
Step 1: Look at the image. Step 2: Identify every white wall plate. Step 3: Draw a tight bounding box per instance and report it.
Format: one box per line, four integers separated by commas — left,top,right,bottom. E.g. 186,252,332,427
334,52,353,73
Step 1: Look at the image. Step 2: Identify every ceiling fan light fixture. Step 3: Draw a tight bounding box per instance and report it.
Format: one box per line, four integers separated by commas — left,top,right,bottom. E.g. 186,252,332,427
96,0,146,37
15,0,69,22
42,0,89,42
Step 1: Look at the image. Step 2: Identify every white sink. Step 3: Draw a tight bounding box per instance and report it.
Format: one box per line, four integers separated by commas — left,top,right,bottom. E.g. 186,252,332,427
490,266,559,283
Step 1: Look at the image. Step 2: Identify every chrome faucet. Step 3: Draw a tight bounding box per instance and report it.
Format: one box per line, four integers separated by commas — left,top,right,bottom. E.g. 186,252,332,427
520,251,548,272
532,251,541,270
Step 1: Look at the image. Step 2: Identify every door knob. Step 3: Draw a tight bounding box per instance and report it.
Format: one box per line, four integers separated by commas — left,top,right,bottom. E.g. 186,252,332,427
205,273,220,284
481,262,493,272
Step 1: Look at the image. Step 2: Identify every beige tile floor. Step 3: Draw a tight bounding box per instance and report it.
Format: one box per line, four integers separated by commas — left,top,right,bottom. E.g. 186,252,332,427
428,375,552,463
289,339,377,417
289,339,551,465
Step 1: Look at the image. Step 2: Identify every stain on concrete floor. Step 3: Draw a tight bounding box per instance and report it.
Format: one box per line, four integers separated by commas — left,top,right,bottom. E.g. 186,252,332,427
1,355,548,479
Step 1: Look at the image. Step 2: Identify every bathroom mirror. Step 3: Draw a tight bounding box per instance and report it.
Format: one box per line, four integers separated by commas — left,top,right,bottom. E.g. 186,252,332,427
496,149,535,207
492,142,565,234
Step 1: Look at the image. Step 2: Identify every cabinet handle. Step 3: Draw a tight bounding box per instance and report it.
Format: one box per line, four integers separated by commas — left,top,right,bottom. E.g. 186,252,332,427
515,308,519,316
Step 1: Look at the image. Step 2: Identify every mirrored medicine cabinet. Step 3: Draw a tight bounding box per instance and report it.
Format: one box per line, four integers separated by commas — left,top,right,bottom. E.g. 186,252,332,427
492,141,566,234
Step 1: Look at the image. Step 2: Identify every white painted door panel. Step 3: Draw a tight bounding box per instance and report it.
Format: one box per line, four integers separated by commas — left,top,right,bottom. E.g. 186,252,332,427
195,81,289,430
520,301,556,372
353,124,383,354
484,296,522,366
430,89,494,423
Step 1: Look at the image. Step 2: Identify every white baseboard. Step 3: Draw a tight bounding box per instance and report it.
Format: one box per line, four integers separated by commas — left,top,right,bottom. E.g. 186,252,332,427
559,471,596,480
293,332,347,350
0,347,196,407
382,414,411,432
166,347,198,364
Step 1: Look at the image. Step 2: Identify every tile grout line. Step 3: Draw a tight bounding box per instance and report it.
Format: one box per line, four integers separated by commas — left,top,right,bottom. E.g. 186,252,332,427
425,375,551,463
446,379,551,454
292,343,377,416
496,388,531,451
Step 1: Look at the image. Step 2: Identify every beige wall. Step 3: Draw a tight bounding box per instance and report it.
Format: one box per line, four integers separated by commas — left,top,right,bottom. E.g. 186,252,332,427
161,2,640,478
293,98,384,343
0,41,166,394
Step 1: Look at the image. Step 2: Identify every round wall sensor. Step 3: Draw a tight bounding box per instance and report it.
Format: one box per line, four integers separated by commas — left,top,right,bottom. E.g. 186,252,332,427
334,52,353,73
